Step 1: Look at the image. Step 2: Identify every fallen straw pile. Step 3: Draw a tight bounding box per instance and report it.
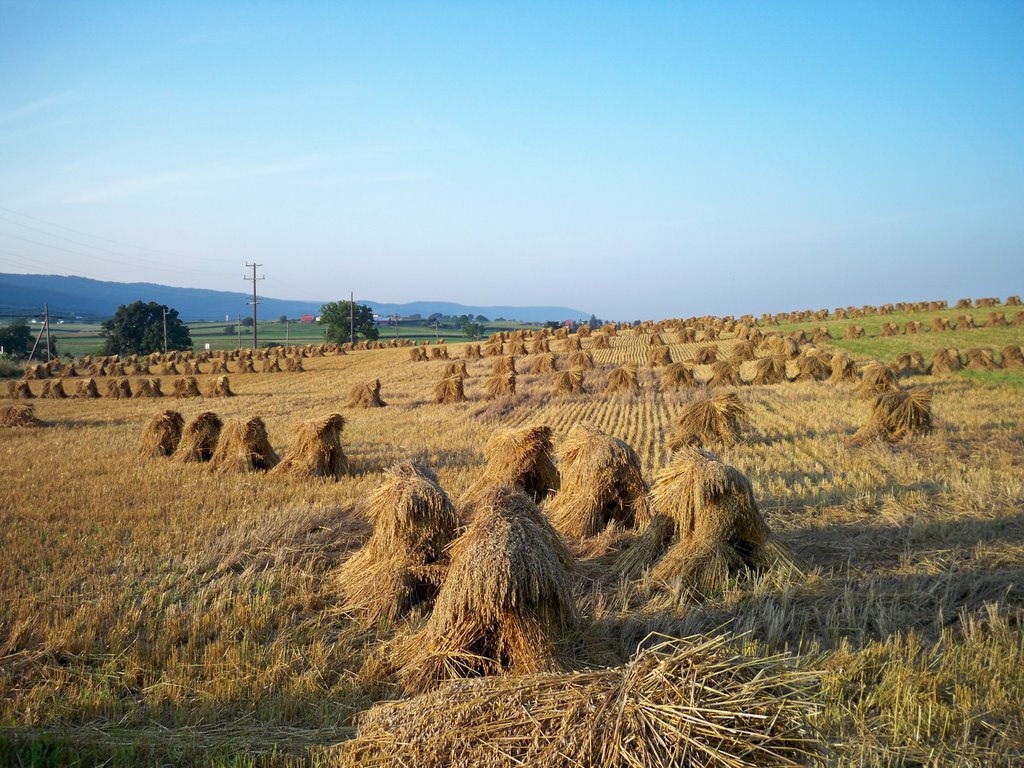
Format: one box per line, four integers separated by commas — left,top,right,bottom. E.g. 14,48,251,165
392,485,578,695
171,411,223,463
139,410,184,458
1,404,39,427
852,387,933,444
340,461,459,624
461,425,559,507
270,413,347,479
346,380,387,408
336,634,819,768
546,422,651,538
668,392,747,450
208,416,279,473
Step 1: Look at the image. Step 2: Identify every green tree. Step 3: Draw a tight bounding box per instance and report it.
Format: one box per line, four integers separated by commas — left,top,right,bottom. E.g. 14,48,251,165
319,301,379,342
462,322,484,341
0,320,33,357
100,301,192,356
279,314,288,323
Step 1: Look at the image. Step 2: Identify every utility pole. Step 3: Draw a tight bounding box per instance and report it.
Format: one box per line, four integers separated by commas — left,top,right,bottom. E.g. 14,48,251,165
285,320,290,345
432,319,440,342
350,291,355,346
237,313,241,350
162,306,168,354
28,309,47,364
43,304,52,361
390,313,399,340
245,263,264,349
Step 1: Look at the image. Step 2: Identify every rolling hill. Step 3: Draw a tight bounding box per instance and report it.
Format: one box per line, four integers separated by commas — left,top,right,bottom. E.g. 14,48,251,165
0,274,590,323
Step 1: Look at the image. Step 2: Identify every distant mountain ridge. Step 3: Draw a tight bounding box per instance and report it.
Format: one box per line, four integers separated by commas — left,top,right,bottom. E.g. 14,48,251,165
0,274,590,323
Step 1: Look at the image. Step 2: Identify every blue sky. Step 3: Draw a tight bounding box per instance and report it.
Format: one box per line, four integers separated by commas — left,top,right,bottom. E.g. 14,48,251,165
1,1,1021,320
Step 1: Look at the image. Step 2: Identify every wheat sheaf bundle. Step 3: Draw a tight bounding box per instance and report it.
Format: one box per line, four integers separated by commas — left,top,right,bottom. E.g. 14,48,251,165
605,363,639,394
706,360,742,388
616,447,780,591
853,387,933,444
346,379,387,408
410,346,428,362
464,344,482,360
173,377,201,398
392,485,578,696
856,362,898,398
461,424,559,508
791,353,831,382
646,345,671,367
693,345,718,365
932,348,962,374
208,416,279,473
530,336,551,354
270,413,347,479
551,368,585,395
827,354,858,384
528,352,558,374
337,634,819,768
546,422,651,539
668,392,747,451
491,355,517,375
340,462,459,624
171,411,223,463
1002,345,1024,368
1,404,39,427
105,377,132,399
39,379,67,399
750,355,787,386
434,375,467,404
203,376,235,397
483,371,516,400
130,376,163,398
590,333,610,350
567,350,594,370
72,378,100,399
140,409,185,458
965,347,999,371
660,361,695,391
284,357,304,372
444,360,468,378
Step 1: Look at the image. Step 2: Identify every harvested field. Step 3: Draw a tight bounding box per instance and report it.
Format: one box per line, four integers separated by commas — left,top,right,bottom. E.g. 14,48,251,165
2,313,1023,765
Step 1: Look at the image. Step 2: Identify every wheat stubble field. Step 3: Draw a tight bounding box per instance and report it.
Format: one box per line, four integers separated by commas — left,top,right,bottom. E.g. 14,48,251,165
2,302,1023,767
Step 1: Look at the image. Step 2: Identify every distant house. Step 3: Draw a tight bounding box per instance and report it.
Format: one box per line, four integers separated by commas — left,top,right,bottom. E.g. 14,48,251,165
300,314,315,323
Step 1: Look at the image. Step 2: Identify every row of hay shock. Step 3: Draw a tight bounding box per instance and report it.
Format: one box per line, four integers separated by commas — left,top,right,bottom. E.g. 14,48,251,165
6,376,234,399
139,410,348,478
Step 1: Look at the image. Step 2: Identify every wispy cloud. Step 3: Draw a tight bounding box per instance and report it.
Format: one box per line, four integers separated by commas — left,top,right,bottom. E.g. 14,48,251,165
0,93,70,126
62,152,422,204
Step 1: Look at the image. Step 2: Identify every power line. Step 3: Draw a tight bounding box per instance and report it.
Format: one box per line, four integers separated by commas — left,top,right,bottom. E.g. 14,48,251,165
0,205,224,265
